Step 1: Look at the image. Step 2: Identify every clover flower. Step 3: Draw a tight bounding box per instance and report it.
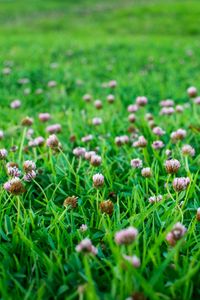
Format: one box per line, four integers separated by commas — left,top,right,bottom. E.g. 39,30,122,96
76,238,97,255
136,96,148,106
93,173,104,187
187,86,197,97
131,158,143,169
166,222,187,246
123,255,141,268
165,159,180,174
182,144,195,157
0,148,7,159
90,154,102,166
46,124,62,134
10,99,21,109
141,167,152,177
107,94,115,103
38,113,51,122
149,195,163,203
172,177,190,191
115,227,138,245
4,177,25,195
152,140,164,150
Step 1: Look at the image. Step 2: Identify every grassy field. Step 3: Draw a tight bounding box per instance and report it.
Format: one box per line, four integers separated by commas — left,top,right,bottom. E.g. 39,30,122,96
0,1,200,299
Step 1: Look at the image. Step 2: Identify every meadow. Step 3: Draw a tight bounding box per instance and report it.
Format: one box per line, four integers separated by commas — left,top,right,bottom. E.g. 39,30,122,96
0,0,200,299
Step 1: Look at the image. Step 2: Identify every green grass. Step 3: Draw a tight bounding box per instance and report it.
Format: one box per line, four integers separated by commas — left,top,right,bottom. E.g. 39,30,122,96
0,0,200,299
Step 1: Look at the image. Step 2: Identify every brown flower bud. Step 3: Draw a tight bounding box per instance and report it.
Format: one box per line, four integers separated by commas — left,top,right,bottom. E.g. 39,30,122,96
100,200,114,215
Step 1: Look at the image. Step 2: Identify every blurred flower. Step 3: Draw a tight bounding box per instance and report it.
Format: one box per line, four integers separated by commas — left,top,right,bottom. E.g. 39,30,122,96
0,148,7,159
123,255,141,268
182,144,195,157
107,94,115,103
46,124,62,134
10,99,21,109
152,140,164,150
21,117,34,127
115,227,138,245
187,86,197,98
136,96,148,106
149,195,162,203
73,147,86,157
166,222,187,246
39,113,51,122
76,238,97,255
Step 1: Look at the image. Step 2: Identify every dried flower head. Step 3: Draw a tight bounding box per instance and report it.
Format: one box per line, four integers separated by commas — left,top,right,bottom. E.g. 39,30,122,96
63,196,78,209
4,177,25,195
100,200,114,215
21,117,34,127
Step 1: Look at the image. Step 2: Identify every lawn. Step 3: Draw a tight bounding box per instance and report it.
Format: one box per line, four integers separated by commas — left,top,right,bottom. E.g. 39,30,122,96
0,0,200,299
